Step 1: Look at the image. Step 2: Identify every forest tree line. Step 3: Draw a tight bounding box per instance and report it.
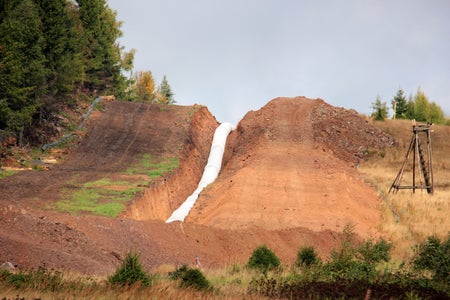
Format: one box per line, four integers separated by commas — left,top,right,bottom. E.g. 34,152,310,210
0,0,174,145
371,88,449,124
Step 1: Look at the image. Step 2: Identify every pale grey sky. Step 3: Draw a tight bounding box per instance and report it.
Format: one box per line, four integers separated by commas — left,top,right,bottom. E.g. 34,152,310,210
108,0,450,124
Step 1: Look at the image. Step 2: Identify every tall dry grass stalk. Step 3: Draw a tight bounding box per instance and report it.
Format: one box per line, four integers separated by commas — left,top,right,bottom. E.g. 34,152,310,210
358,119,450,261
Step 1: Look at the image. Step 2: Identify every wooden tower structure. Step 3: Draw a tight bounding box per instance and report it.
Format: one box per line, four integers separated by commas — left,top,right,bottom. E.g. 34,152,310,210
389,121,433,194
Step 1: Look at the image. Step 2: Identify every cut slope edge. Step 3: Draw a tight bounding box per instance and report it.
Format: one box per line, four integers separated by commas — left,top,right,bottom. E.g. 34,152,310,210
166,122,235,223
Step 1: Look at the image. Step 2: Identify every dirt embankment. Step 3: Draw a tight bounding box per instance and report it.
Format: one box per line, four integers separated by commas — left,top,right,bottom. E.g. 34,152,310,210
0,97,396,275
124,106,218,220
188,97,395,238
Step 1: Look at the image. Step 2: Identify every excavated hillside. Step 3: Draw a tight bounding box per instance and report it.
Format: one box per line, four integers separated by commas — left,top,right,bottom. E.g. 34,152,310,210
188,97,394,237
0,97,395,275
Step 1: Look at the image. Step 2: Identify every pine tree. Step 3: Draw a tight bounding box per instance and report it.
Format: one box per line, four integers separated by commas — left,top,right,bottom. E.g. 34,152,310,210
370,96,389,121
391,89,407,119
156,75,175,104
0,0,48,143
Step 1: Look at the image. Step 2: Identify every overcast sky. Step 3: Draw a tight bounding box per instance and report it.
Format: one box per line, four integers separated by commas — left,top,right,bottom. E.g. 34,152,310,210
107,0,450,125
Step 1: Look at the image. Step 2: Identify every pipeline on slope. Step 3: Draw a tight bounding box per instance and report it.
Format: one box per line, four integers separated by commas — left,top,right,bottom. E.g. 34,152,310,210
42,96,103,152
166,122,235,223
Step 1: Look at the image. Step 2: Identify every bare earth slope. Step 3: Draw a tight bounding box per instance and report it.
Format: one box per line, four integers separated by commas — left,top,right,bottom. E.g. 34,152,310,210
188,97,394,238
0,97,394,275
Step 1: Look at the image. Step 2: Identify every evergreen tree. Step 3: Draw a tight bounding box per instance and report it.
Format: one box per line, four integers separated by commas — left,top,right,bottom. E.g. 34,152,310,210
405,94,415,119
0,0,48,143
370,96,389,121
156,75,176,104
391,89,407,119
76,0,126,95
37,0,84,99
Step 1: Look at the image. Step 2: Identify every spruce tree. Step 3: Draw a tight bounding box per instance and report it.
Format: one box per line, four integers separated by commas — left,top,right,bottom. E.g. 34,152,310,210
391,89,407,119
76,0,126,94
37,0,84,99
156,75,176,104
0,0,48,143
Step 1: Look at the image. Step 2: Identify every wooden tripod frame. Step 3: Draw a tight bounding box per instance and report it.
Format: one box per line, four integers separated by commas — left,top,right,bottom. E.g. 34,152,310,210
389,122,433,194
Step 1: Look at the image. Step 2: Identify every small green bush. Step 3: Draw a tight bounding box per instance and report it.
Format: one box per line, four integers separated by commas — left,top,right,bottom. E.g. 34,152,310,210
357,238,392,264
180,268,211,291
169,265,211,291
108,251,151,286
168,264,188,280
413,234,450,283
296,246,320,267
247,245,280,272
320,227,389,281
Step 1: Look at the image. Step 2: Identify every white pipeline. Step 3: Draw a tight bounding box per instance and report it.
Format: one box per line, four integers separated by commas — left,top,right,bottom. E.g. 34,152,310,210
166,122,235,223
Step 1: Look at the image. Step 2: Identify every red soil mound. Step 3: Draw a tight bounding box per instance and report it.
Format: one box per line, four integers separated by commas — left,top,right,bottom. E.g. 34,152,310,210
0,97,394,275
188,97,394,237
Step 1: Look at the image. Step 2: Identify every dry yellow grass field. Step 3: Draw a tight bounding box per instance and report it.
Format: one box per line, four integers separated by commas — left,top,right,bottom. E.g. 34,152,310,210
358,119,450,260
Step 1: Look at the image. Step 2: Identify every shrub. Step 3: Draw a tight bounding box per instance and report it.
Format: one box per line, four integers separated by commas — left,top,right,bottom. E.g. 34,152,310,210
357,238,392,264
296,246,321,267
180,268,211,291
413,234,450,283
169,265,211,291
108,251,151,286
247,245,280,272
320,226,390,281
2,267,64,291
168,264,188,280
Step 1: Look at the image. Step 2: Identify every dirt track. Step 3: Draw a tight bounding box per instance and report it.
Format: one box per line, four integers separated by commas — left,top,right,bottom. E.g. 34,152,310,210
0,97,395,275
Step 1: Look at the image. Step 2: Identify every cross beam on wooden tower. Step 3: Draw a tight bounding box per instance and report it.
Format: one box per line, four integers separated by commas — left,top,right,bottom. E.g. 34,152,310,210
389,121,434,194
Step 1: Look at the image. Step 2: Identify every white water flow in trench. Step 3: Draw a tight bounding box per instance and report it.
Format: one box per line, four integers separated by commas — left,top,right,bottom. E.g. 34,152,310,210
166,122,235,223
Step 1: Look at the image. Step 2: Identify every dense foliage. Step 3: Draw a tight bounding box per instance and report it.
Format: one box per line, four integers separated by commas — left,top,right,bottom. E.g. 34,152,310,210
405,88,447,124
295,246,321,267
247,245,280,272
374,88,448,124
249,233,448,299
108,251,151,287
169,264,211,291
0,0,133,144
413,234,450,284
129,71,176,104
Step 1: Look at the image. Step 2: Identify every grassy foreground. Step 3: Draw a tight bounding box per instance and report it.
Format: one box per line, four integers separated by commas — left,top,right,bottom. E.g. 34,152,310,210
1,229,449,299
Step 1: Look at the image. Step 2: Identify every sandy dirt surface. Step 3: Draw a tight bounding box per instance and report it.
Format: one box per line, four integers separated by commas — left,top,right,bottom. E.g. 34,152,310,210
0,97,395,275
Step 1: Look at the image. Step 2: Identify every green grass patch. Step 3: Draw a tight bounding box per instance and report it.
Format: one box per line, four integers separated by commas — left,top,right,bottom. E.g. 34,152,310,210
83,178,131,188
53,154,179,217
55,178,143,217
126,154,179,179
0,170,17,179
